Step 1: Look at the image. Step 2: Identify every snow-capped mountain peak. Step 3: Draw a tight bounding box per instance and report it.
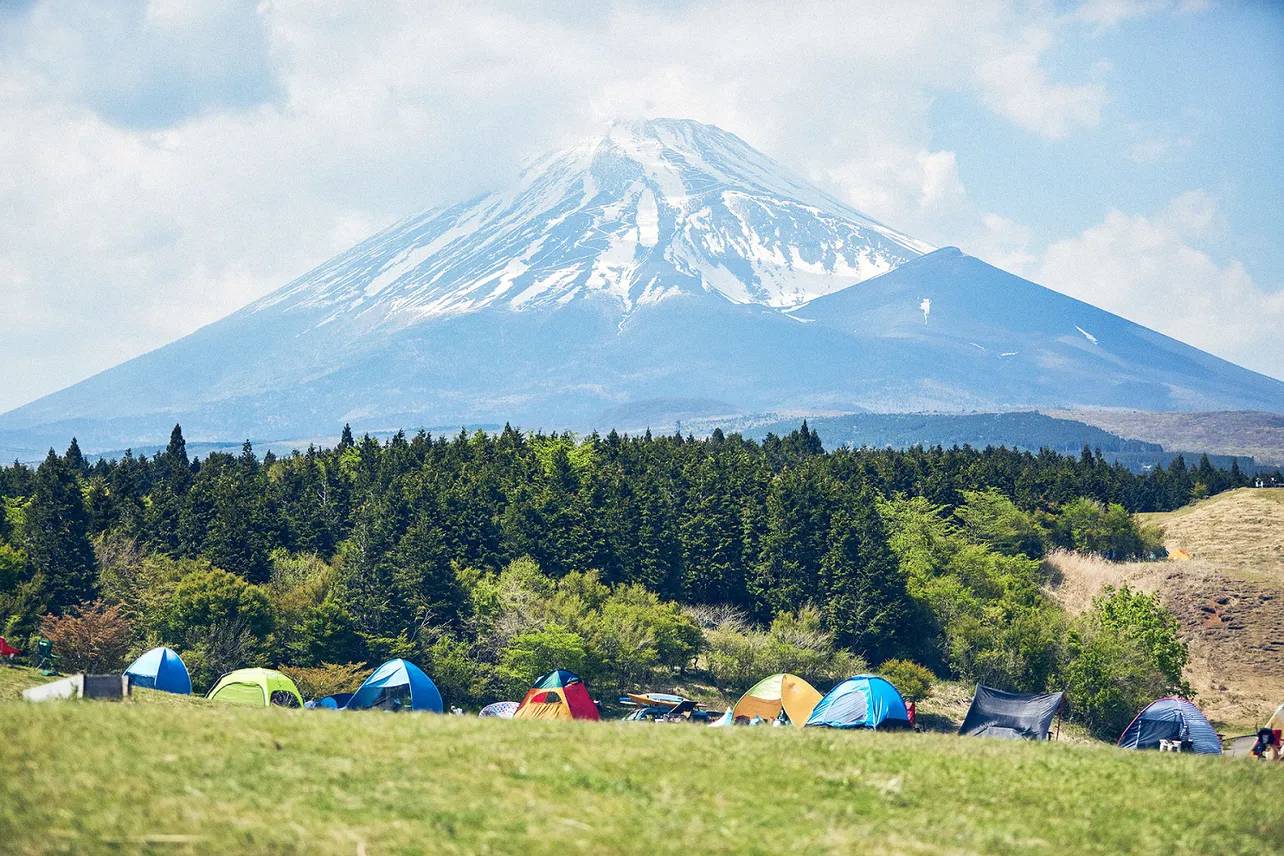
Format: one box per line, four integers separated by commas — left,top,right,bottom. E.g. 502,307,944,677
248,118,931,327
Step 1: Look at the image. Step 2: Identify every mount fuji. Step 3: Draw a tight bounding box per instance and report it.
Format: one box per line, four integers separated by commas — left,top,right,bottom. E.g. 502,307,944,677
3,118,1282,454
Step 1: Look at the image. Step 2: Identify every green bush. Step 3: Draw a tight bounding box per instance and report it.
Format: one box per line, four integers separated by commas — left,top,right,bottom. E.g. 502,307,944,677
496,623,588,698
703,606,866,695
878,659,934,702
1062,585,1191,740
1050,498,1163,561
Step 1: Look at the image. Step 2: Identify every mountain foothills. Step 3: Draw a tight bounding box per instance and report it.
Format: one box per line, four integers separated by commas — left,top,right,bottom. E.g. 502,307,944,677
3,424,1270,739
2,118,1282,458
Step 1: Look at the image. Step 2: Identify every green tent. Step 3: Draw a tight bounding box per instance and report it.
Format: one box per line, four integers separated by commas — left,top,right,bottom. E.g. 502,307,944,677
207,668,303,708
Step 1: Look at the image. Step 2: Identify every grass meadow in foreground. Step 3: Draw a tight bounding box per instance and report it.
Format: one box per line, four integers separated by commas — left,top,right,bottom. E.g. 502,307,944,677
1,695,1282,856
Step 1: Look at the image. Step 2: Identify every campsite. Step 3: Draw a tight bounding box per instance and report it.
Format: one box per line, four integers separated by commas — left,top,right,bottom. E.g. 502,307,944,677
1,664,1282,855
2,427,1284,852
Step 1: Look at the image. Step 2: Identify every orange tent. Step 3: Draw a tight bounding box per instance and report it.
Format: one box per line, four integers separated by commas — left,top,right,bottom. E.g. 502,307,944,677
1170,549,1193,561
513,669,600,721
731,673,823,726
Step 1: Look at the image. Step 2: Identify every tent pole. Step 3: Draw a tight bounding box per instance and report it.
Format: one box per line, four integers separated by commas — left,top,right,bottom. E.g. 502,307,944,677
1055,696,1064,742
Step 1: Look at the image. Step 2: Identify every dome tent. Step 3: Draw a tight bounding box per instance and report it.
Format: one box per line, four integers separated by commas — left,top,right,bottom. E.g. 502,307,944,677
805,675,911,730
124,647,192,695
731,673,823,726
345,659,443,712
1117,697,1221,755
207,668,303,708
513,669,599,721
479,701,519,719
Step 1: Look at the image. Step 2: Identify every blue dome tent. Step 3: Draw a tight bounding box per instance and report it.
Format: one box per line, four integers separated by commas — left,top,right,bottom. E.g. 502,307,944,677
805,675,911,730
124,647,192,695
1117,698,1221,755
345,659,443,712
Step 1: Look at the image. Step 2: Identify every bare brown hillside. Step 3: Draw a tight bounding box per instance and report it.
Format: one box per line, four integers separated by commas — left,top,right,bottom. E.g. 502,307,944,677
1047,550,1283,731
1047,491,1284,732
1043,409,1284,466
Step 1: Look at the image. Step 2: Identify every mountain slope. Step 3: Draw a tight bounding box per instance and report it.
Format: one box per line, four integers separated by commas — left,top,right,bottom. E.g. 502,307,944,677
2,118,1282,455
790,247,1284,413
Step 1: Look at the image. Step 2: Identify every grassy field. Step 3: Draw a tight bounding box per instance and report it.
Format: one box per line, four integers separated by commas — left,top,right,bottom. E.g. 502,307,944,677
2,671,1282,855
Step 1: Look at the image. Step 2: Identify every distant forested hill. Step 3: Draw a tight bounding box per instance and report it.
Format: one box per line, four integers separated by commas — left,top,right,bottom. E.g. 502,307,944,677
738,412,1261,473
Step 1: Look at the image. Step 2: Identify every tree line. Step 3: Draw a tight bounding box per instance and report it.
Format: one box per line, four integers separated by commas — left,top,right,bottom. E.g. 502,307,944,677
0,422,1250,736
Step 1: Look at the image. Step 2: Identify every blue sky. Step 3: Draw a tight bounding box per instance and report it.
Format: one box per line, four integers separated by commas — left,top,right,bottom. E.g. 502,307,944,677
0,0,1281,412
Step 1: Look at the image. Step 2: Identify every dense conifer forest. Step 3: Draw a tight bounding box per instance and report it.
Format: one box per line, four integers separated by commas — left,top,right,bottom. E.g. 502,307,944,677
0,422,1263,736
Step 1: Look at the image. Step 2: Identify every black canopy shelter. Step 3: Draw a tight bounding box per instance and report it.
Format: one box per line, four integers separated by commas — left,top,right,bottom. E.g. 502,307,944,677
958,685,1065,740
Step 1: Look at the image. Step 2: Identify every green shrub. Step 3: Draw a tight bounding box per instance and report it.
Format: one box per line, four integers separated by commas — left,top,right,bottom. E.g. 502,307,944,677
878,659,934,702
1051,498,1161,561
703,606,866,695
1062,585,1191,740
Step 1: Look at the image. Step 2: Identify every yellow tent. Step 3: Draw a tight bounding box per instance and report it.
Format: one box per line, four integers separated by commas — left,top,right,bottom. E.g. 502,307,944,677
731,673,822,726
1170,549,1193,561
207,668,303,708
1268,703,1284,732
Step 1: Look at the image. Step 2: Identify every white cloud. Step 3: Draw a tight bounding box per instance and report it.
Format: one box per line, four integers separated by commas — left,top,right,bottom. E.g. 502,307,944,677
1038,191,1284,381
0,0,1189,410
1075,0,1209,30
973,25,1106,138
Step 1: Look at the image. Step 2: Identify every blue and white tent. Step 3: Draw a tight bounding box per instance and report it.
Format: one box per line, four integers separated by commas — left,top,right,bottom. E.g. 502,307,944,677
1117,697,1221,755
345,659,443,712
124,647,192,695
805,675,911,730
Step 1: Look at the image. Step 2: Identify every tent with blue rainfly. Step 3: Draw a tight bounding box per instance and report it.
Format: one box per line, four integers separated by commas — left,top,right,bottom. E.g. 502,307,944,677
1117,697,1222,755
345,659,443,712
124,647,192,695
309,693,354,710
805,675,911,730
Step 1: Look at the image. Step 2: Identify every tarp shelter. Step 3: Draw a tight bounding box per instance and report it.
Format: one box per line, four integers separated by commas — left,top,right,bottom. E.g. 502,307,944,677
958,685,1064,740
731,673,823,726
345,659,442,712
1117,697,1221,755
207,668,303,708
806,675,911,730
514,669,600,721
124,646,192,695
479,701,519,719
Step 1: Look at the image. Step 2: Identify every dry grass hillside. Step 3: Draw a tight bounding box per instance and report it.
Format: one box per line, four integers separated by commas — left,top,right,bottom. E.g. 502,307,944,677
1043,409,1284,466
1047,488,1284,731
1138,487,1284,585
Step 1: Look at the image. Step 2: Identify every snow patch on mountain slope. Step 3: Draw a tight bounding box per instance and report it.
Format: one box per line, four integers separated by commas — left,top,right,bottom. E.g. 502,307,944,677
243,118,931,327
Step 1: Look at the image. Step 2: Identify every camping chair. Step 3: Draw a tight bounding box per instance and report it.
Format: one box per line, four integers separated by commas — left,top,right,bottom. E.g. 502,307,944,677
35,638,58,676
0,636,20,667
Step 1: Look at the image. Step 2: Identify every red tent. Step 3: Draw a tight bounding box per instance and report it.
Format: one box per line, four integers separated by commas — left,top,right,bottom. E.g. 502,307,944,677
0,636,20,659
513,669,600,721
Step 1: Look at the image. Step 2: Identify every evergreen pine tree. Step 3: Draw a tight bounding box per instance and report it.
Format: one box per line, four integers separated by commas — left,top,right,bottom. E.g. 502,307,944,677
24,450,96,612
819,487,907,661
64,437,88,475
340,424,355,448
